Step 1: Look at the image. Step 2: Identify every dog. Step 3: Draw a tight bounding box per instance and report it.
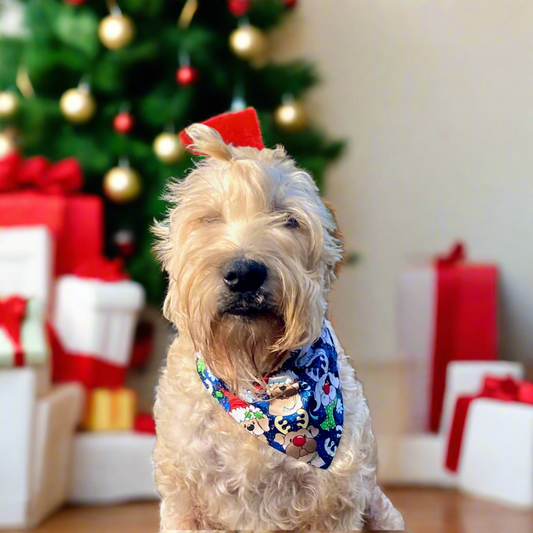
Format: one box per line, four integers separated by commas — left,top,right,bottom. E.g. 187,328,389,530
153,111,405,531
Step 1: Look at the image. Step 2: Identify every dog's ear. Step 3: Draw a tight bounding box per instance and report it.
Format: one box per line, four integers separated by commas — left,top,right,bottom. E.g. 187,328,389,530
322,199,345,279
183,124,233,161
151,219,172,271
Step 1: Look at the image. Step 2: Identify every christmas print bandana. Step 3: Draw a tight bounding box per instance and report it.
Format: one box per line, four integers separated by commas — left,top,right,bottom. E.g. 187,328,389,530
196,322,344,469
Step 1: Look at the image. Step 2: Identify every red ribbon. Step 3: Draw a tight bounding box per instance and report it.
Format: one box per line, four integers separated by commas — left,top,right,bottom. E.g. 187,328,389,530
435,241,466,266
74,257,130,282
134,413,156,435
445,375,533,472
0,296,27,366
0,152,83,194
428,241,497,432
52,349,127,389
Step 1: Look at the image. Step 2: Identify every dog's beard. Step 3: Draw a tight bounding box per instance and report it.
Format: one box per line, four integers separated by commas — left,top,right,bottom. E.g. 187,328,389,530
203,313,286,393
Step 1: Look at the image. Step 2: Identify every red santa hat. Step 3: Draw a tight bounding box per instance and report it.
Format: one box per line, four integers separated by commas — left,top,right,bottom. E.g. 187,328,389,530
180,107,265,154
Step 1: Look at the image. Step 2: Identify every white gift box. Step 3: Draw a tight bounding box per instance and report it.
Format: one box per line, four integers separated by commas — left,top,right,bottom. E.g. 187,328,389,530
380,360,523,486
68,432,158,504
53,275,145,366
458,398,533,507
0,226,53,307
440,360,524,436
0,369,84,529
379,433,456,488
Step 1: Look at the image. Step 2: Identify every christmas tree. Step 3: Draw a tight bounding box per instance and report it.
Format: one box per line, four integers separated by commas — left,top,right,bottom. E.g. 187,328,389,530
0,0,343,303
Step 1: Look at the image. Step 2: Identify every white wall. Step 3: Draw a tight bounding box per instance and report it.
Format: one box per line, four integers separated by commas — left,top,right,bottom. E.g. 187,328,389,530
272,0,533,364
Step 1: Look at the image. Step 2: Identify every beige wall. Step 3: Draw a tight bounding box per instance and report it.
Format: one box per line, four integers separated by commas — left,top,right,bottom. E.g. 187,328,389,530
273,0,533,364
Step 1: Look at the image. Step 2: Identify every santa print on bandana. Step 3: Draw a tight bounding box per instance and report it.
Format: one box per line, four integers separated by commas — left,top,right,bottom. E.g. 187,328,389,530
196,322,344,469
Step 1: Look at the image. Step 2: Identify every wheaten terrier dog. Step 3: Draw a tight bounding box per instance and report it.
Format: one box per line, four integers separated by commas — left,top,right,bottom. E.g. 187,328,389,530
153,110,405,531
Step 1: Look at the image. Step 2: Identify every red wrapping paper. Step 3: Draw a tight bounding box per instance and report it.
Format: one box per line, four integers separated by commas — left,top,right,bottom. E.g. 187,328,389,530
0,154,103,275
429,243,498,432
445,376,533,472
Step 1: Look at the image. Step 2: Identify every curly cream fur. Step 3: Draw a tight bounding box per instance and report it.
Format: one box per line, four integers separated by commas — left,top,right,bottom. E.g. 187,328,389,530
153,124,405,531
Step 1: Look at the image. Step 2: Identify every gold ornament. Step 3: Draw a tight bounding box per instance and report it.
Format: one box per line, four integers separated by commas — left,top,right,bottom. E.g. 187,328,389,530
0,131,16,158
274,100,308,133
0,92,19,118
153,133,185,164
229,24,266,61
60,87,96,124
103,166,142,203
99,13,135,50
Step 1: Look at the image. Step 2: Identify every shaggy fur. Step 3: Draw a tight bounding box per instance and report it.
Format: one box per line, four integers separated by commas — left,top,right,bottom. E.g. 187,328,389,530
153,123,405,531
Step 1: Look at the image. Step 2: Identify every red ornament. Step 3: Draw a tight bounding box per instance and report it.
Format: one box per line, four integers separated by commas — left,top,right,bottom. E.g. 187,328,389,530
113,112,135,134
228,0,250,16
113,229,136,258
64,0,86,4
176,66,198,87
284,0,297,8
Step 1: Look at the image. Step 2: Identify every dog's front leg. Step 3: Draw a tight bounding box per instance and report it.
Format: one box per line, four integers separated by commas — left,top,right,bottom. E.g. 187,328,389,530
159,491,197,532
364,485,405,531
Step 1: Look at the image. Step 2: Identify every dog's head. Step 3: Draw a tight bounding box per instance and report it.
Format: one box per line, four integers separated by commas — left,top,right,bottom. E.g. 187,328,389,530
154,123,343,391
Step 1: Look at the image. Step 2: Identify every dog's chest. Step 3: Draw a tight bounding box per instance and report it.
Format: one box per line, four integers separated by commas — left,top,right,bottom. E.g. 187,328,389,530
174,356,366,529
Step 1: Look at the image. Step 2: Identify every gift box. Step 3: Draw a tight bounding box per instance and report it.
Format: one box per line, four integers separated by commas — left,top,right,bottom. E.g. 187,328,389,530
52,258,145,388
0,368,84,529
82,388,137,431
0,226,53,307
397,242,498,432
450,377,533,507
379,360,522,487
67,432,158,504
0,153,103,276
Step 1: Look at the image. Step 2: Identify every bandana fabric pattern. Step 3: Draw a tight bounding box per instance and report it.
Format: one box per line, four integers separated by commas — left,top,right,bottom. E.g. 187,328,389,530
196,323,344,469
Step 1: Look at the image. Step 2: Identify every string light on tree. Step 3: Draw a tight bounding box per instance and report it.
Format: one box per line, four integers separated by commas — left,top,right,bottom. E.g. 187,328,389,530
103,159,142,203
153,132,185,164
229,22,266,61
0,130,16,158
60,83,96,124
0,91,19,118
98,3,135,50
274,95,308,132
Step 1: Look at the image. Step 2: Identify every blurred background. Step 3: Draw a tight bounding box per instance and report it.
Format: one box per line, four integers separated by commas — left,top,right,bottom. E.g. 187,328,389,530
1,1,533,532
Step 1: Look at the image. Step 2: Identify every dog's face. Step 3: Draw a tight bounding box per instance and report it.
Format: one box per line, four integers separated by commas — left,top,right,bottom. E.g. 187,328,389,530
155,124,343,391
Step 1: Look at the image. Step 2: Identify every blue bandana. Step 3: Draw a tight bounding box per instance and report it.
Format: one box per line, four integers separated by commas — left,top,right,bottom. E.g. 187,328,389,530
196,322,344,469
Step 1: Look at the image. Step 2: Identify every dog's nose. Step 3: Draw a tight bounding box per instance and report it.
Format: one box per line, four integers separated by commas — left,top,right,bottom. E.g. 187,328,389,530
223,259,267,293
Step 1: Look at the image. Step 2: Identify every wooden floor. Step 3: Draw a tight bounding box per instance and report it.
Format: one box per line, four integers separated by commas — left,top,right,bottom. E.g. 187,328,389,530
8,488,533,533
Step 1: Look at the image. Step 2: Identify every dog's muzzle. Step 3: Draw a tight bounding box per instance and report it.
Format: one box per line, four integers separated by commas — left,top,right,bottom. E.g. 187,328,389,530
220,258,270,317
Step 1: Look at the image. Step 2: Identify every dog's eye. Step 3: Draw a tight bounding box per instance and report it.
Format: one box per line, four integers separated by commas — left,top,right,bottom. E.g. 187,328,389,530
284,216,300,229
199,215,222,224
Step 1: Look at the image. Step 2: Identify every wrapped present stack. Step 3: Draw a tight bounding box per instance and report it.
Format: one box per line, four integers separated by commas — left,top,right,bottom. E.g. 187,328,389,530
0,154,157,529
387,241,533,508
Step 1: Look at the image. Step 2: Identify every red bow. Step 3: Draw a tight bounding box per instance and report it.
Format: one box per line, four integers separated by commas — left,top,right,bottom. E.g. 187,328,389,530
74,257,130,282
0,296,27,366
180,107,265,154
445,375,533,472
435,241,466,266
0,152,83,194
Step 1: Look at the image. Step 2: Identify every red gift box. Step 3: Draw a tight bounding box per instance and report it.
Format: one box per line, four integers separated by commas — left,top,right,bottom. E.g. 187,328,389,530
0,153,103,275
429,243,498,432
